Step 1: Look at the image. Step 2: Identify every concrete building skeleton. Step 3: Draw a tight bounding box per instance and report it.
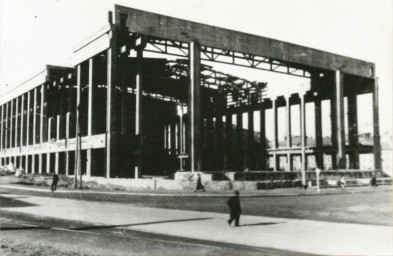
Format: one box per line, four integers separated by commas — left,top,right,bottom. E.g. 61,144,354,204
0,5,382,185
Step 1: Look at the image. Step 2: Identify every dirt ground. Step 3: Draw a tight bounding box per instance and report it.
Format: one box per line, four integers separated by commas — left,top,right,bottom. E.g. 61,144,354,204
1,238,82,256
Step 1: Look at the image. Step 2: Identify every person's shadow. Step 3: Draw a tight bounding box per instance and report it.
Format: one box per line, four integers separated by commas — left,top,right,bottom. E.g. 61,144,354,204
239,222,284,227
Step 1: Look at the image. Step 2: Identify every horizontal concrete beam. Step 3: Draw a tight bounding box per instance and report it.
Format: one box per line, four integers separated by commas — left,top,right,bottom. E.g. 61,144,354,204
115,5,374,78
0,134,105,157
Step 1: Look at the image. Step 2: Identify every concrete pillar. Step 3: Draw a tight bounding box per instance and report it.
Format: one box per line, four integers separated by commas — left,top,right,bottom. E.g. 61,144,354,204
260,101,267,170
55,115,60,174
10,100,13,148
106,27,119,179
314,96,324,169
86,57,94,177
40,85,45,144
347,92,359,169
1,104,3,150
272,98,278,171
285,95,292,171
15,97,19,147
33,88,37,145
65,112,70,175
333,70,346,169
188,41,201,172
25,154,29,173
215,114,224,170
135,48,143,178
47,117,53,174
246,109,254,170
236,112,244,171
224,113,232,170
20,95,24,147
88,58,94,136
75,65,82,182
4,102,10,149
373,77,382,170
300,93,306,185
26,92,30,147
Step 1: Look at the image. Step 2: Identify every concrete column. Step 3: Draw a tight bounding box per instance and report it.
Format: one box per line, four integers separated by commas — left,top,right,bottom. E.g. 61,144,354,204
88,58,94,136
300,93,306,185
260,101,267,170
15,97,19,147
20,95,24,147
25,154,29,173
314,96,324,169
373,77,382,169
33,88,37,145
188,41,201,172
215,114,224,170
1,104,3,150
65,112,70,175
55,115,60,174
10,100,13,148
135,48,143,178
236,112,244,171
285,95,292,171
106,27,119,179
333,70,346,169
347,92,359,169
75,65,81,183
5,103,8,149
272,98,278,171
26,92,30,146
86,57,94,177
40,85,45,144
246,109,254,170
224,113,232,170
47,117,53,174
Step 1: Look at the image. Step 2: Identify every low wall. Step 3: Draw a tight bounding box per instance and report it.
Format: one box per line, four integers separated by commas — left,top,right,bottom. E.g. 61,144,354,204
1,168,391,191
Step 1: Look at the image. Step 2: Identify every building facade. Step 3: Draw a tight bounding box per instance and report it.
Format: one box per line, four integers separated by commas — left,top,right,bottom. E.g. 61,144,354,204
0,5,382,183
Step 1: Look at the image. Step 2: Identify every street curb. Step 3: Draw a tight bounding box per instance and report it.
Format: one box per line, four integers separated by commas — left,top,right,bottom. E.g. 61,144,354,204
1,183,391,197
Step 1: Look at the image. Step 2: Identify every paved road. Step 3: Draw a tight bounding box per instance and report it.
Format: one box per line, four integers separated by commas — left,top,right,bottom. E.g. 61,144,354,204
1,214,292,256
1,190,392,255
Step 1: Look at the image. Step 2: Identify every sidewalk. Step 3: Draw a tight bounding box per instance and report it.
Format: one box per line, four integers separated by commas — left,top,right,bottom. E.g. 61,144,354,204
1,191,392,255
1,183,391,197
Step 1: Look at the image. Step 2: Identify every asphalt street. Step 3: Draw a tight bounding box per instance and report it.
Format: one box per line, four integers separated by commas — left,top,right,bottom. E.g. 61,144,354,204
0,185,392,255
0,210,298,255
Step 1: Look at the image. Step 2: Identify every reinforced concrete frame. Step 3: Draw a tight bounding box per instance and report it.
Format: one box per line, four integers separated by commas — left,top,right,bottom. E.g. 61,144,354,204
0,6,381,184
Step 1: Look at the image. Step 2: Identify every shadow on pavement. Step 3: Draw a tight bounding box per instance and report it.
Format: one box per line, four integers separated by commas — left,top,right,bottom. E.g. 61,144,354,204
0,196,36,208
73,217,213,231
0,226,49,231
240,222,285,227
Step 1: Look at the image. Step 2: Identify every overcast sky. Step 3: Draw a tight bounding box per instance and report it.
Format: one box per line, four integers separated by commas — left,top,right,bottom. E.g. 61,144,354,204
0,0,392,134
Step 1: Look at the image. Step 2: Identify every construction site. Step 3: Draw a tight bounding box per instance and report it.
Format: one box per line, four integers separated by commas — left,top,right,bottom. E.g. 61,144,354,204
0,5,386,188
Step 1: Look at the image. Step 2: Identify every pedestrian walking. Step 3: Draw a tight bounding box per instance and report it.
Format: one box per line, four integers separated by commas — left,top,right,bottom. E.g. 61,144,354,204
195,173,205,192
370,174,377,187
227,190,242,227
51,172,59,192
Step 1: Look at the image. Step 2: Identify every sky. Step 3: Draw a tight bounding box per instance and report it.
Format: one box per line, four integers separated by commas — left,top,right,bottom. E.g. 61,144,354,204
0,0,392,135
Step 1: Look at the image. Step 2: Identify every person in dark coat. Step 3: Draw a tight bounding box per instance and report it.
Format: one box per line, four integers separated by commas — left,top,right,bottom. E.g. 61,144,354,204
370,174,377,187
51,172,59,192
227,190,242,227
195,173,205,192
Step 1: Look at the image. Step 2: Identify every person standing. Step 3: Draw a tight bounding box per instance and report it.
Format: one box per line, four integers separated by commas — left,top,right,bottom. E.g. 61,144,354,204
227,191,242,227
51,172,59,192
195,173,205,192
370,174,377,187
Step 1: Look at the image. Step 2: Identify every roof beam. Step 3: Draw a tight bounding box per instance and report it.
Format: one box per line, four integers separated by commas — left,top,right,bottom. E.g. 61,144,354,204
115,5,374,78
